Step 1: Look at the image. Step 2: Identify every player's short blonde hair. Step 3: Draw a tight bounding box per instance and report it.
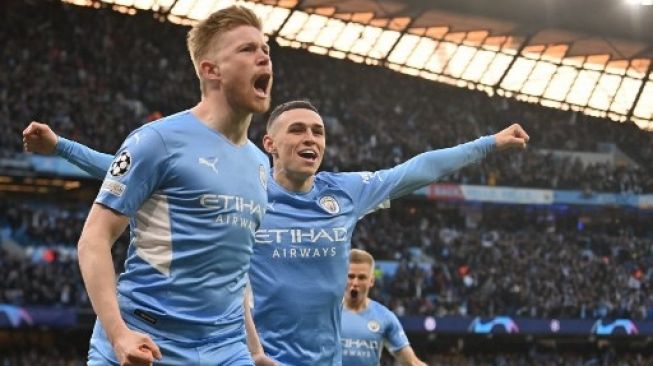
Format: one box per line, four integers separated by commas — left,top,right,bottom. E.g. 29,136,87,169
350,249,375,273
186,6,262,92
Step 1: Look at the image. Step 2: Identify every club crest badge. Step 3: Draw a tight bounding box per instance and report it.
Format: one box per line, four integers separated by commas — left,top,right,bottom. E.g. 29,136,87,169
110,150,131,177
259,164,268,189
319,195,340,215
367,320,381,333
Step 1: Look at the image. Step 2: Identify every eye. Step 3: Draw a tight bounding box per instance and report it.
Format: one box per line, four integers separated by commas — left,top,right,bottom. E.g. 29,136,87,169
288,127,304,134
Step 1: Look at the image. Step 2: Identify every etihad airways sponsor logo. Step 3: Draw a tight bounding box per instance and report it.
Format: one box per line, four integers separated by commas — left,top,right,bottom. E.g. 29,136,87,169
255,227,348,244
342,338,380,350
272,246,337,259
200,194,264,232
200,194,264,218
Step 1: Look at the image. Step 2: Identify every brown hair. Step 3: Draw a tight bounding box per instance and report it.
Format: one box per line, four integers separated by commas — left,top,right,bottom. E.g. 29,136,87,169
266,99,319,132
186,6,262,93
350,249,375,271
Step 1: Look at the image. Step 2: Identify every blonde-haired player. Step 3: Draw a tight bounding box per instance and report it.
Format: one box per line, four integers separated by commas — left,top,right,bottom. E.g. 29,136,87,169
342,249,428,366
60,5,273,366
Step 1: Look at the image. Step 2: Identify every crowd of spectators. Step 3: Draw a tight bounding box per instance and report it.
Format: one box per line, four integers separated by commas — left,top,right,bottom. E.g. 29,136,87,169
0,346,82,366
2,197,653,322
0,200,126,307
356,200,653,320
2,0,653,193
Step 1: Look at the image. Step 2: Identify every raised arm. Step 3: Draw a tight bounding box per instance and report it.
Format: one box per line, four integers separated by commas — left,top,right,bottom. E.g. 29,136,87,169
23,121,114,179
343,124,529,218
386,123,529,199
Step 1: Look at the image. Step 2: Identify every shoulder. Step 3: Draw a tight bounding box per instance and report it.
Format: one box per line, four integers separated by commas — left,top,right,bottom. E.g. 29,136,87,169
369,299,391,313
144,110,192,136
247,141,271,167
315,171,374,187
369,300,397,322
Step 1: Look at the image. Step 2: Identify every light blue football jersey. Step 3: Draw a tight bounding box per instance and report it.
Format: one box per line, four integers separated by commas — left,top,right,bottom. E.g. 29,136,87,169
61,110,269,345
341,300,409,366
56,132,495,364
250,136,495,365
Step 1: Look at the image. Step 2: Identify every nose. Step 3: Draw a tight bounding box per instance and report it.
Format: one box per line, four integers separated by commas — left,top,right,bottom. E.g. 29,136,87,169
302,130,317,144
349,278,359,287
257,48,271,66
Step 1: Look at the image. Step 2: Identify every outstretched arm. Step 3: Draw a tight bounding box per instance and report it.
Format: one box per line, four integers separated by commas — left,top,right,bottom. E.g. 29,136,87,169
387,123,529,199
346,124,529,218
23,121,114,179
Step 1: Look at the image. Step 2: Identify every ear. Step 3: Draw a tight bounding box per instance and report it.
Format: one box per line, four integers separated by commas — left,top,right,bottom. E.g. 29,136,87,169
199,60,220,83
369,271,375,288
262,134,277,156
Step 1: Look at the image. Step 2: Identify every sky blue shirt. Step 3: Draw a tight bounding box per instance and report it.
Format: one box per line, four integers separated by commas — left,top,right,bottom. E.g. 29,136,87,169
341,300,409,366
66,110,269,344
56,132,494,362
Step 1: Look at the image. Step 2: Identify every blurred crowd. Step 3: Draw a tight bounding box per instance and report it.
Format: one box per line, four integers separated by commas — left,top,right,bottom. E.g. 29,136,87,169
0,347,82,366
2,0,652,193
2,197,653,322
357,200,653,320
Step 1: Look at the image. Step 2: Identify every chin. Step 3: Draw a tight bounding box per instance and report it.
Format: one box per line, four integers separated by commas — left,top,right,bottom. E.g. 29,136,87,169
251,98,271,114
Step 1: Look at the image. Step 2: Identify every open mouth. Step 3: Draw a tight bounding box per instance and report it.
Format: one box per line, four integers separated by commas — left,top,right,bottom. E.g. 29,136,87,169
297,149,318,162
253,73,271,97
350,289,359,299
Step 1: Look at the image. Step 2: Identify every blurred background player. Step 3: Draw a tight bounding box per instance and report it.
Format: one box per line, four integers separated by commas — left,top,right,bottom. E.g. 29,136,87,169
342,249,427,366
65,6,273,366
24,100,529,365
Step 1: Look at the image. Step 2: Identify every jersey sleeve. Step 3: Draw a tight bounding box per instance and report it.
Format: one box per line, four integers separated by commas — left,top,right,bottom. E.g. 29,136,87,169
55,137,115,180
95,126,169,217
338,135,495,217
384,310,409,353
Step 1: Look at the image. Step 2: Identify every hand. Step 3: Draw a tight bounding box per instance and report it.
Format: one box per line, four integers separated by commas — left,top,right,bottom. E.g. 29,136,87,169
253,353,278,366
112,329,162,366
494,123,529,150
22,121,58,155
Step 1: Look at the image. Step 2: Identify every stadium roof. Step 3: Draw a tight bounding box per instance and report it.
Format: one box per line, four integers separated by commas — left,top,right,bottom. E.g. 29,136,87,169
64,0,653,129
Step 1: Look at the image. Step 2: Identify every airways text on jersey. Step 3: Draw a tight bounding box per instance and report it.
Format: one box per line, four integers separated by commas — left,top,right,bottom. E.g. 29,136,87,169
342,338,380,359
200,194,265,233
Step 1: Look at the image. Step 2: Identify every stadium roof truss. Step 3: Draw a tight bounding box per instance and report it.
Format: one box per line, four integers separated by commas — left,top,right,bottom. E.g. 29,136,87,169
63,0,653,130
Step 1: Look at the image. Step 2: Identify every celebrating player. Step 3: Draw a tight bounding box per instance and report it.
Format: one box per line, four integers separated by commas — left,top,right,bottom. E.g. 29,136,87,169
24,100,528,365
341,249,427,366
33,6,274,366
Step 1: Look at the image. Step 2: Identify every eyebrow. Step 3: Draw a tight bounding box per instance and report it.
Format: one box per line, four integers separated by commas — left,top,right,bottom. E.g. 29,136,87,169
239,41,268,50
287,122,324,129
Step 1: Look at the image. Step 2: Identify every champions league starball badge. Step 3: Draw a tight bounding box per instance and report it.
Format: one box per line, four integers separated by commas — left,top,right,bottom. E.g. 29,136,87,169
318,195,340,214
110,150,131,177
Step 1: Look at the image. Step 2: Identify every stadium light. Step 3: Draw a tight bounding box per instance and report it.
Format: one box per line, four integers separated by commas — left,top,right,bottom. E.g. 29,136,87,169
625,0,653,5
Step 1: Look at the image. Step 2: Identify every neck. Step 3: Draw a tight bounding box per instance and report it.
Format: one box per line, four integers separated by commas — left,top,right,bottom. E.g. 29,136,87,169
273,168,314,193
191,94,251,145
345,297,369,313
